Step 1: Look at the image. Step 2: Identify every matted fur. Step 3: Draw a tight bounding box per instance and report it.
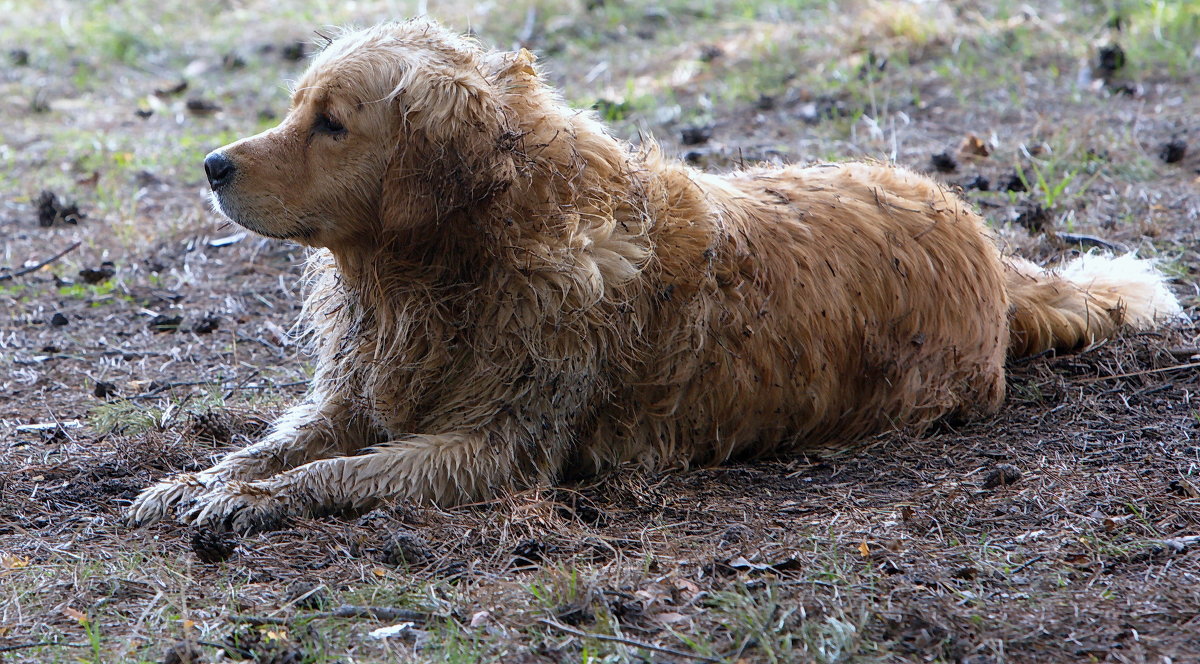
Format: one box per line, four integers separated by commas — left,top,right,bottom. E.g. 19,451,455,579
128,20,1182,533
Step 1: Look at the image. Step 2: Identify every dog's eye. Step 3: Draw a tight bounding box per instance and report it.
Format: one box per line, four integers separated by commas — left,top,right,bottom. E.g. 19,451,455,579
313,113,347,137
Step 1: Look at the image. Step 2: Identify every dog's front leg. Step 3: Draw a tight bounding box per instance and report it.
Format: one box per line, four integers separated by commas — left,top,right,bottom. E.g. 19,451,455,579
127,397,372,527
183,431,549,533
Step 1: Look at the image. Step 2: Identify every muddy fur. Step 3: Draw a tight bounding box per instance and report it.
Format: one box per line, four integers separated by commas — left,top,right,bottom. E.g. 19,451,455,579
127,19,1181,533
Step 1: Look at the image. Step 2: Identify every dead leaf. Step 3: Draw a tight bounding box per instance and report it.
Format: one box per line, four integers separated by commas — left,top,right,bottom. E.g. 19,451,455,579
1,555,30,570
958,133,991,158
858,542,871,557
64,607,88,624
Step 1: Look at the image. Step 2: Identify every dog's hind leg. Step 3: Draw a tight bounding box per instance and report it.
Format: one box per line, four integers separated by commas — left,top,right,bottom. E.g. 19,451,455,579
127,397,375,527
181,431,547,533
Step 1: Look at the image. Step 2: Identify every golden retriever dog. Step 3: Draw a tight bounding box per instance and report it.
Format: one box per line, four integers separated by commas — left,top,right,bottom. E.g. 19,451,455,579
128,19,1182,533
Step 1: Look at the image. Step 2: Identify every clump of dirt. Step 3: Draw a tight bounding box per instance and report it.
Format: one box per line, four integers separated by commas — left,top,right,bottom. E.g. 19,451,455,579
78,262,115,283
511,538,546,568
981,463,1022,489
185,97,220,114
1160,138,1187,164
1001,171,1028,192
960,174,990,191
161,641,202,664
93,380,118,398
36,190,83,226
191,315,221,334
149,314,183,332
284,581,329,610
679,124,713,146
1095,43,1126,79
379,531,433,566
929,150,957,173
191,528,238,563
220,624,308,664
1014,202,1051,234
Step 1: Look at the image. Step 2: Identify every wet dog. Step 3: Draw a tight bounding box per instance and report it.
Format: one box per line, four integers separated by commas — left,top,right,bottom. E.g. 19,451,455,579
128,19,1181,532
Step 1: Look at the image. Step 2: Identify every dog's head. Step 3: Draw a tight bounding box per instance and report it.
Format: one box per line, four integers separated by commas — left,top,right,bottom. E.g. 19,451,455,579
205,20,523,249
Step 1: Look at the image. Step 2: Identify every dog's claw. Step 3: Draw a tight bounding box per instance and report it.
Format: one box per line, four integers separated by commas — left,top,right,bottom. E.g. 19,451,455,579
183,482,289,534
126,473,213,528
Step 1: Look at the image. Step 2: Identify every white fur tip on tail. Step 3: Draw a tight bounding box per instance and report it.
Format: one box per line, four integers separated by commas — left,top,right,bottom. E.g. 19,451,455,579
1059,253,1186,328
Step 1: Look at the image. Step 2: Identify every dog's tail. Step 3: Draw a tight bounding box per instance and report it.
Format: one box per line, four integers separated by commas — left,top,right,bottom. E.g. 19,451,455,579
1005,253,1184,359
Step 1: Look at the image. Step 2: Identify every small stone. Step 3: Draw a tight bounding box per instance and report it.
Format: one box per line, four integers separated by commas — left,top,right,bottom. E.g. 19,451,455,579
982,464,1022,489
49,312,68,327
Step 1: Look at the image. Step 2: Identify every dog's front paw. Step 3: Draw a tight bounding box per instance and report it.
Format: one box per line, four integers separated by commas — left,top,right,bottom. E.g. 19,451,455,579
182,482,291,534
127,473,215,527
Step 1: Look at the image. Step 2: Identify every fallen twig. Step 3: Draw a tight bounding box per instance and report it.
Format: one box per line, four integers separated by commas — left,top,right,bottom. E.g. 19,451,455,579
538,618,722,662
0,241,82,282
1156,535,1200,553
228,605,429,625
1078,361,1200,384
1009,554,1045,575
1051,232,1128,253
121,378,309,401
0,641,90,653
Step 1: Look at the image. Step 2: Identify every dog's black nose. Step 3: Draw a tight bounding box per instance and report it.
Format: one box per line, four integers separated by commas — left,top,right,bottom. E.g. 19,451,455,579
204,151,236,190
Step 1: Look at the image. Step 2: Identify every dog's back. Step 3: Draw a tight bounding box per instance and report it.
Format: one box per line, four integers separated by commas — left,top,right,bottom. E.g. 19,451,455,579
578,160,1009,469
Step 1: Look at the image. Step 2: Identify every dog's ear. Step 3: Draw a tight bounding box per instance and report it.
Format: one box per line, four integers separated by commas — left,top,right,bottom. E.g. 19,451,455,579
379,83,518,229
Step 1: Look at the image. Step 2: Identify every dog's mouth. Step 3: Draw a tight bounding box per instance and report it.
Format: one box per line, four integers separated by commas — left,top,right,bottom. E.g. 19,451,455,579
208,191,314,242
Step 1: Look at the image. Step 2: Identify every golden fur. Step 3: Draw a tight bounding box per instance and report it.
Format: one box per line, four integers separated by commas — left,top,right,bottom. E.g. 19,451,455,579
128,20,1182,532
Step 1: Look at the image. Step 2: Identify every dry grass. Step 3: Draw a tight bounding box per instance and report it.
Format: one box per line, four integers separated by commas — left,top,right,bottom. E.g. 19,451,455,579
2,0,1198,662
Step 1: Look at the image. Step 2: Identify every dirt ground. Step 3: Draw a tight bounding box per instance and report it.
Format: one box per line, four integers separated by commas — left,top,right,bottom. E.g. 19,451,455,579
2,1,1199,662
